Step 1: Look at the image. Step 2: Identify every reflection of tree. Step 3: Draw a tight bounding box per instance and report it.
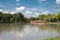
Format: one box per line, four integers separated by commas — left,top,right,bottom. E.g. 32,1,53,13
12,23,24,32
57,24,60,35
0,23,24,34
37,24,60,35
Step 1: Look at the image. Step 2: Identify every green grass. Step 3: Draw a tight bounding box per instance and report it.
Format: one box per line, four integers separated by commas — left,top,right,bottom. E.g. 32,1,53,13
46,36,60,40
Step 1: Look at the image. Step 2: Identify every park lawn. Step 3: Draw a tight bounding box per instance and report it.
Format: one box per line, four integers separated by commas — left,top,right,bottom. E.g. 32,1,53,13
46,36,60,40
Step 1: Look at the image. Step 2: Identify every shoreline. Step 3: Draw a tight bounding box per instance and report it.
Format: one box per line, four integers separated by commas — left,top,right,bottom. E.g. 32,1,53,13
30,22,60,25
46,36,60,40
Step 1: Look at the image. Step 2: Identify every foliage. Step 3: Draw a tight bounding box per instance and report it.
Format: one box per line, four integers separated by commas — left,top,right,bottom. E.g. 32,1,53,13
28,17,38,21
0,12,27,23
46,36,60,40
0,11,60,23
37,12,60,22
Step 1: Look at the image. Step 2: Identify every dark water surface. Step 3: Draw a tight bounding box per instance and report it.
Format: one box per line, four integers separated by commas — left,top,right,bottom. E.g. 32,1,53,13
0,23,60,40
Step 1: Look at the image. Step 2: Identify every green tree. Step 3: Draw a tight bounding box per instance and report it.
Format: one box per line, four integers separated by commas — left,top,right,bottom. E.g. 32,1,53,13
29,17,37,21
11,13,24,22
3,13,13,22
0,12,3,22
38,14,47,20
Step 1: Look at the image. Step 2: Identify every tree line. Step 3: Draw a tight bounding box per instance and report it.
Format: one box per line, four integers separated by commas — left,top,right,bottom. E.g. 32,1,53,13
0,12,60,23
0,12,27,23
29,12,60,22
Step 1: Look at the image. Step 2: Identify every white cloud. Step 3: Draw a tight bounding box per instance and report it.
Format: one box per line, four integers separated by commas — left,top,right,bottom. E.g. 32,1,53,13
3,11,9,13
16,6,25,11
16,0,19,2
30,8,37,11
0,9,9,13
0,9,16,14
25,10,40,18
16,6,40,17
0,9,3,12
10,11,16,14
35,12,40,15
3,11,16,14
41,10,49,15
56,0,60,4
25,10,32,14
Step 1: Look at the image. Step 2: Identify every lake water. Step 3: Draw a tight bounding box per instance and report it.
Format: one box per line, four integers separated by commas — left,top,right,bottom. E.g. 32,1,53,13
0,23,60,40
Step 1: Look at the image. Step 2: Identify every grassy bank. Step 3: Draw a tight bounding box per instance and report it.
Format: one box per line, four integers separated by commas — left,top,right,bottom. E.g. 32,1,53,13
46,36,60,40
46,22,60,24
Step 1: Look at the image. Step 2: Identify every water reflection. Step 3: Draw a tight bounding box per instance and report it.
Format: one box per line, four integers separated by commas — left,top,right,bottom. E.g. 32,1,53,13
37,24,60,35
0,23,60,40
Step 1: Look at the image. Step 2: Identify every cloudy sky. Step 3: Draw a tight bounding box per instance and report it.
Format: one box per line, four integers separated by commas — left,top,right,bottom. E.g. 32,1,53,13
0,0,60,17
